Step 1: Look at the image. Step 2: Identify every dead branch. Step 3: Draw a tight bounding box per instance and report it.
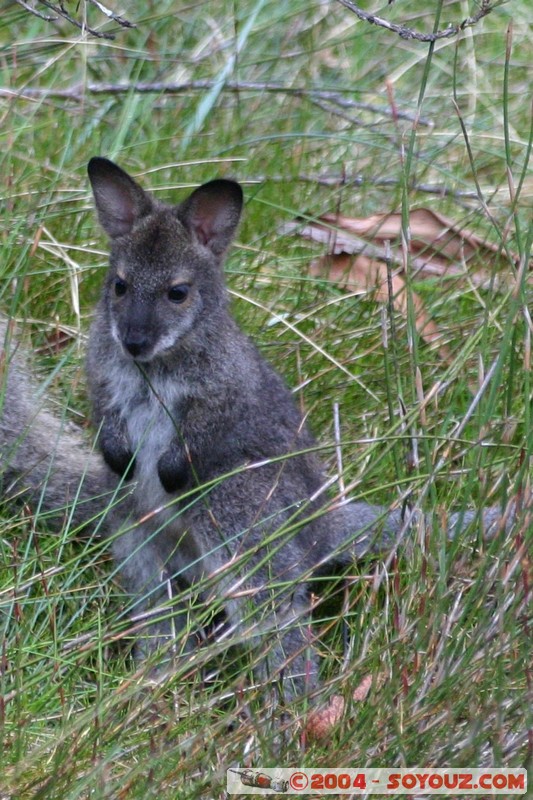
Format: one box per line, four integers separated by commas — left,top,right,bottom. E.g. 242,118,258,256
0,79,431,126
337,0,503,42
251,173,479,201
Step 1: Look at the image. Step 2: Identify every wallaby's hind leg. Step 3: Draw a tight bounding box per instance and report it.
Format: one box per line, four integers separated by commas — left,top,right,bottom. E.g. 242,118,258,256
111,523,197,664
222,587,319,703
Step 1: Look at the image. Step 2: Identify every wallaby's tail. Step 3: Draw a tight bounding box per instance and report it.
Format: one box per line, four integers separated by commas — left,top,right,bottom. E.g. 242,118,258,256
322,496,524,568
0,318,110,534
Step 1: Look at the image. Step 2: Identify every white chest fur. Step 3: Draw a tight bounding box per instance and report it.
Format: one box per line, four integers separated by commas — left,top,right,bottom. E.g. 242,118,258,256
108,363,188,514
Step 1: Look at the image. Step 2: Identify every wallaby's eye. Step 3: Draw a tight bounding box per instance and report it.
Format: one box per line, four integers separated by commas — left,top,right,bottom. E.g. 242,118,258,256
114,278,127,297
168,284,189,304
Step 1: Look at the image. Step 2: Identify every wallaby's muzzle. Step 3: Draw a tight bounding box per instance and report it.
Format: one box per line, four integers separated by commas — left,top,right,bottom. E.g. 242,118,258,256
123,329,151,359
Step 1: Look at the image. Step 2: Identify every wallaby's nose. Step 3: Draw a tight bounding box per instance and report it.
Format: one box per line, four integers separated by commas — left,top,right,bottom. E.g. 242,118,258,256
124,333,150,359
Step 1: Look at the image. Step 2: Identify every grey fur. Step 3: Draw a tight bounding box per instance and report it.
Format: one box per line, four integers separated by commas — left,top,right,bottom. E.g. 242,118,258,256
0,318,109,532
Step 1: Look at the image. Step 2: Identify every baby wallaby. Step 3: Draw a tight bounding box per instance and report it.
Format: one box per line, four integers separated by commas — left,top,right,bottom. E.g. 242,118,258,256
87,157,345,697
86,158,512,701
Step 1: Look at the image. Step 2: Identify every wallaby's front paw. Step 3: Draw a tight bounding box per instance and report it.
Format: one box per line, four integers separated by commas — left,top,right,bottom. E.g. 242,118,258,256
103,447,136,480
99,421,135,480
157,448,190,494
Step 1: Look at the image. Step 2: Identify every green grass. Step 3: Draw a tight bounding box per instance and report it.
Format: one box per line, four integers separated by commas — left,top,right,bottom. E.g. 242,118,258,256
1,1,531,797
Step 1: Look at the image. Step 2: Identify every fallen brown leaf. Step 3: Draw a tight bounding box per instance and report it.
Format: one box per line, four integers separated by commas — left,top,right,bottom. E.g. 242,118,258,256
283,206,529,367
282,208,526,289
36,328,75,356
310,252,453,363
314,207,521,279
305,674,373,742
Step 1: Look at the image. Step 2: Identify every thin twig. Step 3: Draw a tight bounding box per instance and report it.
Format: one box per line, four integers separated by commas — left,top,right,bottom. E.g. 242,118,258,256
14,0,55,22
333,402,345,500
337,0,503,42
86,0,134,28
37,0,113,38
15,0,134,39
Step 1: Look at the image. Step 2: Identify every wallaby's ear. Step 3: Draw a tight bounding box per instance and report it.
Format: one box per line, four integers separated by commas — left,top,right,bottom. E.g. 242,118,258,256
178,179,243,257
87,157,154,239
